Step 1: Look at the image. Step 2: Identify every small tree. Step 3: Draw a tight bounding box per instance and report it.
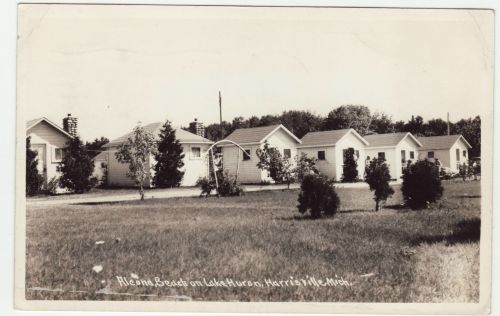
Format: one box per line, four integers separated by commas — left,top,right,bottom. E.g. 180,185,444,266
341,148,358,182
297,174,340,219
294,153,319,181
115,125,157,200
401,159,444,209
256,141,296,188
152,121,185,188
58,136,96,193
26,136,43,196
365,158,394,211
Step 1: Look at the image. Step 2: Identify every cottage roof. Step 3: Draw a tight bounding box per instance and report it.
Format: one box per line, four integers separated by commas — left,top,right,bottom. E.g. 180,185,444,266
364,132,422,148
224,124,301,145
417,135,472,150
298,129,368,148
104,122,213,148
26,117,74,139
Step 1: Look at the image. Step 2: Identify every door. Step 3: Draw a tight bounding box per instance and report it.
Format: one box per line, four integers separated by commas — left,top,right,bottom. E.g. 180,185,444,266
31,144,47,188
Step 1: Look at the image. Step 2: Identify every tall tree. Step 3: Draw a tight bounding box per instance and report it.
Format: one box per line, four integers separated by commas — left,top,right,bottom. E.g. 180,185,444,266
423,118,449,136
341,147,358,182
365,158,394,211
26,136,43,196
58,136,96,193
115,125,157,200
85,137,110,158
322,105,372,135
404,115,425,136
280,110,323,138
368,112,394,134
452,116,481,158
153,121,185,188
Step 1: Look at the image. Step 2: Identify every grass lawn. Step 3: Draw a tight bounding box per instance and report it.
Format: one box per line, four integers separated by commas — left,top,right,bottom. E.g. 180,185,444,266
25,181,480,302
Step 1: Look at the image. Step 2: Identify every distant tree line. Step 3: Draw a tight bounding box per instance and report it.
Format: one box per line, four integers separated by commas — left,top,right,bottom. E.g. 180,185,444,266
203,105,481,157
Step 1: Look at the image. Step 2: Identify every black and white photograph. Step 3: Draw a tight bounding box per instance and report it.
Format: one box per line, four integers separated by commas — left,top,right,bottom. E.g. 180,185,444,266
14,3,493,314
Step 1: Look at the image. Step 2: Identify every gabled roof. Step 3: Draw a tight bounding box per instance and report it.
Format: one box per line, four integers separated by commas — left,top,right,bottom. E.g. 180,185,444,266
298,128,369,148
224,124,301,145
364,132,422,148
26,117,74,139
103,122,213,148
417,135,472,150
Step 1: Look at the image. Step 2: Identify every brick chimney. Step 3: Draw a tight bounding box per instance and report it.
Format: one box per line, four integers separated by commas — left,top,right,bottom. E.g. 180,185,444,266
63,113,78,136
188,118,205,137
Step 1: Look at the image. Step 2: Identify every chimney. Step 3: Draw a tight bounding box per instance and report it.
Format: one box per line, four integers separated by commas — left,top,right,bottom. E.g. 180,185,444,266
189,118,205,138
63,113,78,136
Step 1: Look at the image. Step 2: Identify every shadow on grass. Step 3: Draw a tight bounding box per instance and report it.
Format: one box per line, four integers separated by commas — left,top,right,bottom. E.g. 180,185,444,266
410,218,480,246
451,195,481,199
276,214,336,221
72,201,128,206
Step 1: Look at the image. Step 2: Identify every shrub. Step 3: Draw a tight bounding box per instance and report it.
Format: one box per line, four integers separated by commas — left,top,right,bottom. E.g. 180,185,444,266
297,174,340,219
196,170,244,197
401,159,444,209
256,141,296,188
26,136,43,196
58,136,96,194
341,148,358,182
365,158,394,211
47,177,60,195
294,152,319,181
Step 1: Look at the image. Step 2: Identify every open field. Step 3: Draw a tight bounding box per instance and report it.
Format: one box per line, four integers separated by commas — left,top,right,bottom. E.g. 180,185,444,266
25,181,480,302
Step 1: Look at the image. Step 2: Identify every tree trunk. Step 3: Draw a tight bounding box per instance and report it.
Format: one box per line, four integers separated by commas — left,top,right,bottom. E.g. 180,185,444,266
375,198,379,212
140,184,144,200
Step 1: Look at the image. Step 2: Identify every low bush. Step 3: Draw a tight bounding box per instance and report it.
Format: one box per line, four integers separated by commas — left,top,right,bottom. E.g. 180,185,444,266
297,174,340,219
196,170,244,197
402,159,443,209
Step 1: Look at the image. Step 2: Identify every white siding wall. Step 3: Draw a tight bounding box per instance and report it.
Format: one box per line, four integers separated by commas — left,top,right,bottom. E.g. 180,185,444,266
180,143,211,186
394,137,421,179
298,146,336,178
27,121,72,188
365,148,397,180
107,147,152,187
450,140,469,172
418,149,451,170
335,133,367,182
221,128,299,184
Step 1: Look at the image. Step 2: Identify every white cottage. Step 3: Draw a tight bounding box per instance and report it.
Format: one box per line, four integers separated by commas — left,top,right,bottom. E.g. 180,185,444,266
364,132,422,180
416,135,472,172
26,117,74,189
103,122,213,187
221,124,302,183
297,129,368,181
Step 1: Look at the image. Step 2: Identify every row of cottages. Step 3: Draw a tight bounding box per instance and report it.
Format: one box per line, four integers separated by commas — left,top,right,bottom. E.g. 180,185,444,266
221,125,473,182
26,116,76,189
102,122,213,187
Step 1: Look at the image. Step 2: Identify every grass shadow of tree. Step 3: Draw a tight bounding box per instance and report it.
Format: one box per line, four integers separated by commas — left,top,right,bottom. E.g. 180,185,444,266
410,218,480,246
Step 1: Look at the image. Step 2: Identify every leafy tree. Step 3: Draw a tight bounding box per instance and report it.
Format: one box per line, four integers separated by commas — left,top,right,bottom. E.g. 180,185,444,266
26,136,43,196
205,121,233,141
115,124,157,200
280,110,323,138
369,112,394,134
341,148,358,182
364,158,394,211
58,136,96,193
403,115,425,136
452,116,481,158
256,141,295,188
85,137,109,158
322,105,371,135
153,121,185,188
294,153,319,181
297,174,340,219
401,159,443,209
423,118,449,136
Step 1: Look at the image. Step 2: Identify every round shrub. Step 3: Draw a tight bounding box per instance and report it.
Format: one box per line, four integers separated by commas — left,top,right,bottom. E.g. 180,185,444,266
401,160,443,209
297,174,340,219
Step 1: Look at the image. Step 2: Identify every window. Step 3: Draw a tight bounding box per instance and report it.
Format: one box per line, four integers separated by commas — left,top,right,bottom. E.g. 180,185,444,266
191,146,201,158
53,148,65,162
378,152,385,160
355,150,360,159
463,150,467,158
283,148,291,159
318,151,326,160
401,150,406,163
428,151,434,159
243,149,251,161
410,151,415,159
456,148,460,161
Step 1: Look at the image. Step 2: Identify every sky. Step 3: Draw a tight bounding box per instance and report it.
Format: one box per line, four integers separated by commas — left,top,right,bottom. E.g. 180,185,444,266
17,5,494,142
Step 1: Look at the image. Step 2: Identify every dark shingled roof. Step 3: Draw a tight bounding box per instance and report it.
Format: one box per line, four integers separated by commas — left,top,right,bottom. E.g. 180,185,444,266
417,135,471,150
104,122,213,148
364,133,413,147
299,129,354,147
224,124,282,144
